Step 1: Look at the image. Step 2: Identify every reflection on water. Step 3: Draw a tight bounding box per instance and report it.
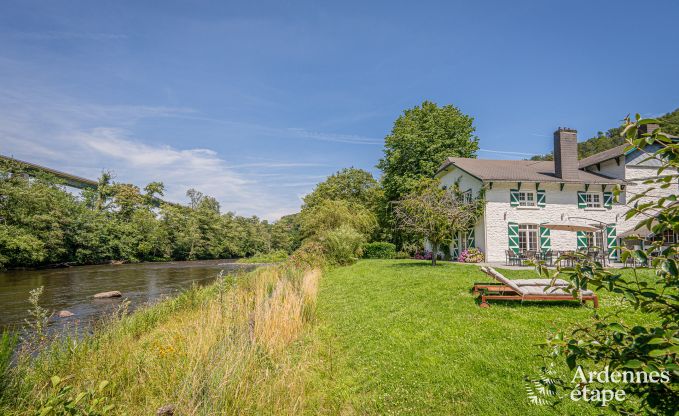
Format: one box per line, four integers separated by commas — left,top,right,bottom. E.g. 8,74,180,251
0,259,258,331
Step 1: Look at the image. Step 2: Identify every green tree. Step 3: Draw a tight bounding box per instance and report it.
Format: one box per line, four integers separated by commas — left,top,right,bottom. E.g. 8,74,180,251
377,101,478,203
143,181,165,208
303,168,382,211
392,179,482,266
270,214,302,253
82,171,115,211
234,215,272,257
0,162,80,267
300,199,377,241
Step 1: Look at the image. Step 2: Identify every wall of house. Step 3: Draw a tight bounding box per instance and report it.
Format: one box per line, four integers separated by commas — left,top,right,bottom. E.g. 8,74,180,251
580,147,677,236
435,167,486,259
483,182,624,262
619,164,679,233
584,158,626,198
438,166,484,194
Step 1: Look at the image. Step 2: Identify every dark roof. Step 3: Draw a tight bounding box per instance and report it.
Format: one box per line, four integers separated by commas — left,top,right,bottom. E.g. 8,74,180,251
618,226,653,239
579,132,679,168
578,144,628,168
436,157,625,184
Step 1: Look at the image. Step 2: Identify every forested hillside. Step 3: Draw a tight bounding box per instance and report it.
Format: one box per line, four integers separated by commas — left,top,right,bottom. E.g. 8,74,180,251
530,107,679,161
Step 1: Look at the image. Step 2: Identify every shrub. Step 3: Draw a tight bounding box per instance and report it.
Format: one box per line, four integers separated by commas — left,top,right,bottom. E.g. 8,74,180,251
288,241,327,270
299,199,377,240
322,225,365,266
413,251,444,261
394,251,410,259
458,248,484,263
362,242,396,259
237,250,288,264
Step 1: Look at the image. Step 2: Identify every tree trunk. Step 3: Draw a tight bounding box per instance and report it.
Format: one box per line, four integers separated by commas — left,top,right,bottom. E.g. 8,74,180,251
431,242,438,266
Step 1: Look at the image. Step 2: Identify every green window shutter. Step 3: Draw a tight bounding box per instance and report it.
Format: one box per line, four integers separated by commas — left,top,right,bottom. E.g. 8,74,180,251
451,232,459,260
508,222,519,254
576,231,588,249
510,190,519,207
466,228,475,248
603,192,613,209
537,190,546,207
606,225,617,260
539,226,551,252
577,191,586,209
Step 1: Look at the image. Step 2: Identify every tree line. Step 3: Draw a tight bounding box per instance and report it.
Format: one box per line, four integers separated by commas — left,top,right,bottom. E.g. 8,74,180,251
0,162,300,269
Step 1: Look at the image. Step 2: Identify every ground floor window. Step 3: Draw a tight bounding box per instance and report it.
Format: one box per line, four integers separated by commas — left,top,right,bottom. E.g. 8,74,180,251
586,231,604,249
518,224,538,252
459,232,468,251
655,230,677,244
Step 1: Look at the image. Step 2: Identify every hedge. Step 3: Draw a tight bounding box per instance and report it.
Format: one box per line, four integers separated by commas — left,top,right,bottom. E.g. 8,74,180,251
362,242,396,259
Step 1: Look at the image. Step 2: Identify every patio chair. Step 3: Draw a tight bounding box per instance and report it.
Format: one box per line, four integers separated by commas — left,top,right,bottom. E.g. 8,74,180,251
472,267,598,308
541,250,554,266
505,249,520,266
557,250,576,267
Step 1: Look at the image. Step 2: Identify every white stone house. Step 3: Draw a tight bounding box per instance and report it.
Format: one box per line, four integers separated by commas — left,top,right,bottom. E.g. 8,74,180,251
434,125,678,263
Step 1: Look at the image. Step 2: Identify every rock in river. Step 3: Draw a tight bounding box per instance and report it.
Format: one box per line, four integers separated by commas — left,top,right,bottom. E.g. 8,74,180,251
57,310,74,318
93,291,122,299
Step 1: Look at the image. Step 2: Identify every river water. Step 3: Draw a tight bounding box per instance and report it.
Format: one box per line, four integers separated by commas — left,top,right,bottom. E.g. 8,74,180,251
0,259,259,331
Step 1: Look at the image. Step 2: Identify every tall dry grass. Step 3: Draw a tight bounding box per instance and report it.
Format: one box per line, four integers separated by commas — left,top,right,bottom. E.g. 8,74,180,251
1,264,322,415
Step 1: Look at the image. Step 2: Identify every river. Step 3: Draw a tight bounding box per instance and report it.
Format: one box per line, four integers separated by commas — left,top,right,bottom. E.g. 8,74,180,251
0,259,259,332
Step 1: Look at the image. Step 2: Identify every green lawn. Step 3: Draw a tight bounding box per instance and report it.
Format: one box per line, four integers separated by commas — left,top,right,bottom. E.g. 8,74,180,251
307,259,652,415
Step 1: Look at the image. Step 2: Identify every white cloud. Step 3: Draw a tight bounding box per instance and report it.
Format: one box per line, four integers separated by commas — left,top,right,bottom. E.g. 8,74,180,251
287,128,382,145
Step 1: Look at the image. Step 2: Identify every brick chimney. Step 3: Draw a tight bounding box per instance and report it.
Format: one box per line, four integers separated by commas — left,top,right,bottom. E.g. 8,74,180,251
553,127,579,180
639,123,660,135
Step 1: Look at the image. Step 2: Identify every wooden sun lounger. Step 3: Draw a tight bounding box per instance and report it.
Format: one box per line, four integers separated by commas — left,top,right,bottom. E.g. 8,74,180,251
473,267,599,308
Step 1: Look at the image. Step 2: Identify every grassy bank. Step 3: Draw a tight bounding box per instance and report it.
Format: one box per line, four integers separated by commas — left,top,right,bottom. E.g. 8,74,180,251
0,264,321,415
236,250,289,264
0,260,655,415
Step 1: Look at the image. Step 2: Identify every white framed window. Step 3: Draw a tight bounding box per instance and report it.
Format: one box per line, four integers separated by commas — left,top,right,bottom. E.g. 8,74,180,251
655,230,678,244
462,189,473,204
584,192,602,209
586,231,604,249
518,224,538,252
459,231,468,251
517,191,536,207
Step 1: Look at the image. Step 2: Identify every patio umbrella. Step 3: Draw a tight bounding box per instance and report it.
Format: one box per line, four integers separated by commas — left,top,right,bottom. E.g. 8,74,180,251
540,222,599,232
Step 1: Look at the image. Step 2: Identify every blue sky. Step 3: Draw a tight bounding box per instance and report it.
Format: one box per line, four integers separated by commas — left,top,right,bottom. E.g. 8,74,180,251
1,0,678,219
